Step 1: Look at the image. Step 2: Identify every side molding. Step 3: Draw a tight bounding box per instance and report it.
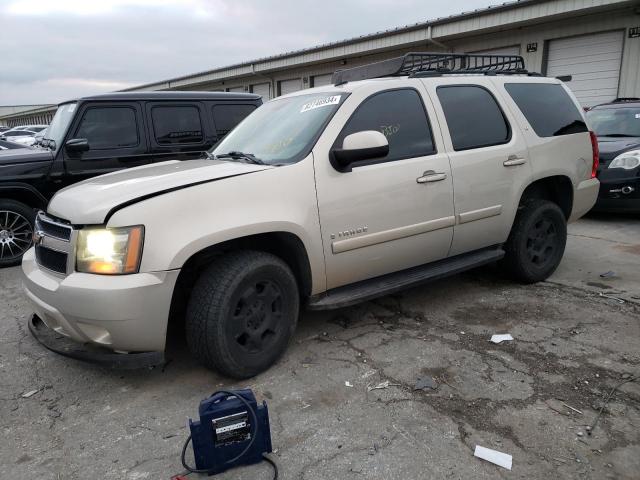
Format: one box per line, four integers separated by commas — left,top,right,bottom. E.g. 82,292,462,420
332,216,456,254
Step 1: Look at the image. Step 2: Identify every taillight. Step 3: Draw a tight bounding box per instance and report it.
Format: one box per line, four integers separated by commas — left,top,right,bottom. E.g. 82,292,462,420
589,131,599,179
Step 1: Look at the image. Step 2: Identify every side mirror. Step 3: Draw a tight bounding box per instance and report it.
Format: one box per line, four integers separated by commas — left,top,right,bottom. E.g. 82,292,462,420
65,138,90,153
332,130,389,171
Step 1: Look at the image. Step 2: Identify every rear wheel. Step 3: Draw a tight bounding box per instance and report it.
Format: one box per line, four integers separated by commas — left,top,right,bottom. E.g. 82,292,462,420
503,199,567,284
185,250,299,379
0,199,35,268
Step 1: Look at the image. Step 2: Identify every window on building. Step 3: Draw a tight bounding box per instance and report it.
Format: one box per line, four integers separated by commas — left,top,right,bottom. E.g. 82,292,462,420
505,83,588,137
335,88,435,163
212,104,257,137
75,107,138,149
437,85,510,151
151,105,204,145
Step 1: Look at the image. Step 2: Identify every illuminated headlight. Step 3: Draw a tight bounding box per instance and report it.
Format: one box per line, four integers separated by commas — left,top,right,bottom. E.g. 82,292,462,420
609,150,640,170
76,226,144,274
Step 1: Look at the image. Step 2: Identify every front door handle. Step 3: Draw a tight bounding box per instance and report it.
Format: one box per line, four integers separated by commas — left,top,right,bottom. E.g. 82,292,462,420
503,155,527,167
417,170,447,184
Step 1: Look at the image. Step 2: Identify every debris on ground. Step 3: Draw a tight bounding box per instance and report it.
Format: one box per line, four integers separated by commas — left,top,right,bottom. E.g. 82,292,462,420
490,334,514,344
345,381,353,388
600,271,616,278
474,445,512,470
562,403,583,415
598,292,625,304
589,374,637,435
414,376,438,391
367,380,401,392
21,389,39,398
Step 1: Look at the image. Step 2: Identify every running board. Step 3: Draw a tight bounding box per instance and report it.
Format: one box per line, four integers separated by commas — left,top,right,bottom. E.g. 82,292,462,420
307,247,505,310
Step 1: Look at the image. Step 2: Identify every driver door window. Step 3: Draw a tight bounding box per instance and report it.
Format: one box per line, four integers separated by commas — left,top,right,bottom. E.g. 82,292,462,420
75,107,139,150
64,104,147,180
334,89,436,167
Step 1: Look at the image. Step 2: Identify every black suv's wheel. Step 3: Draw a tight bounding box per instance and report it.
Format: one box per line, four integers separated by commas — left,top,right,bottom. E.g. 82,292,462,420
0,199,35,268
186,250,299,378
503,199,567,284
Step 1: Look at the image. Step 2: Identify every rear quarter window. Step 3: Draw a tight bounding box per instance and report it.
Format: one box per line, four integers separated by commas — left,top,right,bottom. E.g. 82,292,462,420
505,83,588,137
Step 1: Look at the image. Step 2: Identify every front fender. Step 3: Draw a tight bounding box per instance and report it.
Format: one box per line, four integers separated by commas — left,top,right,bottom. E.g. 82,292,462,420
107,157,327,294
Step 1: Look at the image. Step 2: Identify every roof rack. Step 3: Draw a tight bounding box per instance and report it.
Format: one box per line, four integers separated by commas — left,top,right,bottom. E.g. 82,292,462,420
332,52,529,85
612,97,640,103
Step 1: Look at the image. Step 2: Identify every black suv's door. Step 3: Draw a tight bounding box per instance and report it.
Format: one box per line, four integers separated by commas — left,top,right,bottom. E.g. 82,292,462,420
145,102,213,162
61,102,149,187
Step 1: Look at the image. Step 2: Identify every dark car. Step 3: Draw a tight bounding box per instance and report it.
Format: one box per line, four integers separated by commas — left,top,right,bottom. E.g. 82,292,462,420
0,91,261,266
586,98,640,212
0,139,27,150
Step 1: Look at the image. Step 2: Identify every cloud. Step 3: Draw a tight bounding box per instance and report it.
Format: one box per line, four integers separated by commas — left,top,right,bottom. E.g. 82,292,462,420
1,0,496,105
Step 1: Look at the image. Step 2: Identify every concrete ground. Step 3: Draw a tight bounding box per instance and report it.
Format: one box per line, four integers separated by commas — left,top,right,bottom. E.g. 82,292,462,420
1,213,638,480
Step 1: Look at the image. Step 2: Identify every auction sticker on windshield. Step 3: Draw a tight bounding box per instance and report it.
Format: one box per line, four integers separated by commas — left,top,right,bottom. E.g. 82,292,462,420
300,95,341,113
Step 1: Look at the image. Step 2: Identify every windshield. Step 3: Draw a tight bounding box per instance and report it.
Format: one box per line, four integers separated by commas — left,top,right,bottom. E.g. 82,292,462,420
45,102,77,149
586,107,640,137
211,92,347,164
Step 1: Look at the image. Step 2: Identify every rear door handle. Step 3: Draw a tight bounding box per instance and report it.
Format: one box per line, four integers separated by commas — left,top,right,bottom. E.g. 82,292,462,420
417,171,447,184
503,155,527,167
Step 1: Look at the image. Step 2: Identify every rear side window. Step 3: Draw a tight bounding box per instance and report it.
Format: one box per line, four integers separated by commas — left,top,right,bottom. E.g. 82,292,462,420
151,105,204,144
212,104,257,137
336,89,435,162
75,107,138,149
505,83,588,137
437,85,510,151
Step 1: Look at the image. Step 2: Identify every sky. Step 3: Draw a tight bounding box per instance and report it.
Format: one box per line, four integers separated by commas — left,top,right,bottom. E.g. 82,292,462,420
0,0,497,105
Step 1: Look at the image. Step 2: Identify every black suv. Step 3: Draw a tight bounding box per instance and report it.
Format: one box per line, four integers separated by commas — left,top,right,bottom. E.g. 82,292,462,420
0,91,261,266
586,98,640,212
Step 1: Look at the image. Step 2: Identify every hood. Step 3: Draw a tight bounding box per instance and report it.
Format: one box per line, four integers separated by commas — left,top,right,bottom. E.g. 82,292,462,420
0,146,53,165
48,159,273,224
597,136,640,164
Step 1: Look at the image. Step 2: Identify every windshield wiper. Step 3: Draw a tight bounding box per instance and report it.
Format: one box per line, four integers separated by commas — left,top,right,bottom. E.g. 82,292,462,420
214,151,267,165
598,133,638,138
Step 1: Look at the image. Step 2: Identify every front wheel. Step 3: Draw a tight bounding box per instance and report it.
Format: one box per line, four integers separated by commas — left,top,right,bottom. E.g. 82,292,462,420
502,199,567,284
185,250,299,379
0,199,35,268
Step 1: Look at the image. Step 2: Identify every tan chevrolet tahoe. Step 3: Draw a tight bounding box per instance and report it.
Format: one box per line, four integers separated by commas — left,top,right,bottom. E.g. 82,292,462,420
22,53,600,378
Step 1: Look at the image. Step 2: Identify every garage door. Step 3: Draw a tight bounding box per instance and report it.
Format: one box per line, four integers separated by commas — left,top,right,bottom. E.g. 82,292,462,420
226,86,244,93
279,78,302,96
472,45,521,56
251,82,271,100
546,31,624,107
312,73,333,87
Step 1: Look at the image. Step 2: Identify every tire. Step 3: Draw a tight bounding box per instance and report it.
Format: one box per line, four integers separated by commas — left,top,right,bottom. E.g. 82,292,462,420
186,250,299,379
502,199,567,284
0,199,35,268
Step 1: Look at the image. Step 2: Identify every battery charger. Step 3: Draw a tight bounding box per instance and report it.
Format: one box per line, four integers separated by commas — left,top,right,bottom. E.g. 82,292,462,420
180,389,276,477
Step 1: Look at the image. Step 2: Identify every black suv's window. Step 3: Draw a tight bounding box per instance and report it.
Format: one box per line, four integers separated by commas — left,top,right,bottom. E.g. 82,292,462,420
505,83,588,137
212,104,257,137
75,107,138,149
151,105,204,144
336,89,435,163
437,85,510,151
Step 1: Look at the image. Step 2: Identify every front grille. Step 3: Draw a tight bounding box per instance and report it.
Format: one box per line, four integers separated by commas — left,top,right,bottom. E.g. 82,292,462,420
35,245,68,274
36,214,72,241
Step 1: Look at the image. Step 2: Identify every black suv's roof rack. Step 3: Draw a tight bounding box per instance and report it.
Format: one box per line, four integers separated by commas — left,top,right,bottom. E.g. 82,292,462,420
332,52,534,85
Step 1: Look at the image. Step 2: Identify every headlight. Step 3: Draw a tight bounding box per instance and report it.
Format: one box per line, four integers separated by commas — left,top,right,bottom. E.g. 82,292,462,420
609,150,640,170
76,226,144,274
